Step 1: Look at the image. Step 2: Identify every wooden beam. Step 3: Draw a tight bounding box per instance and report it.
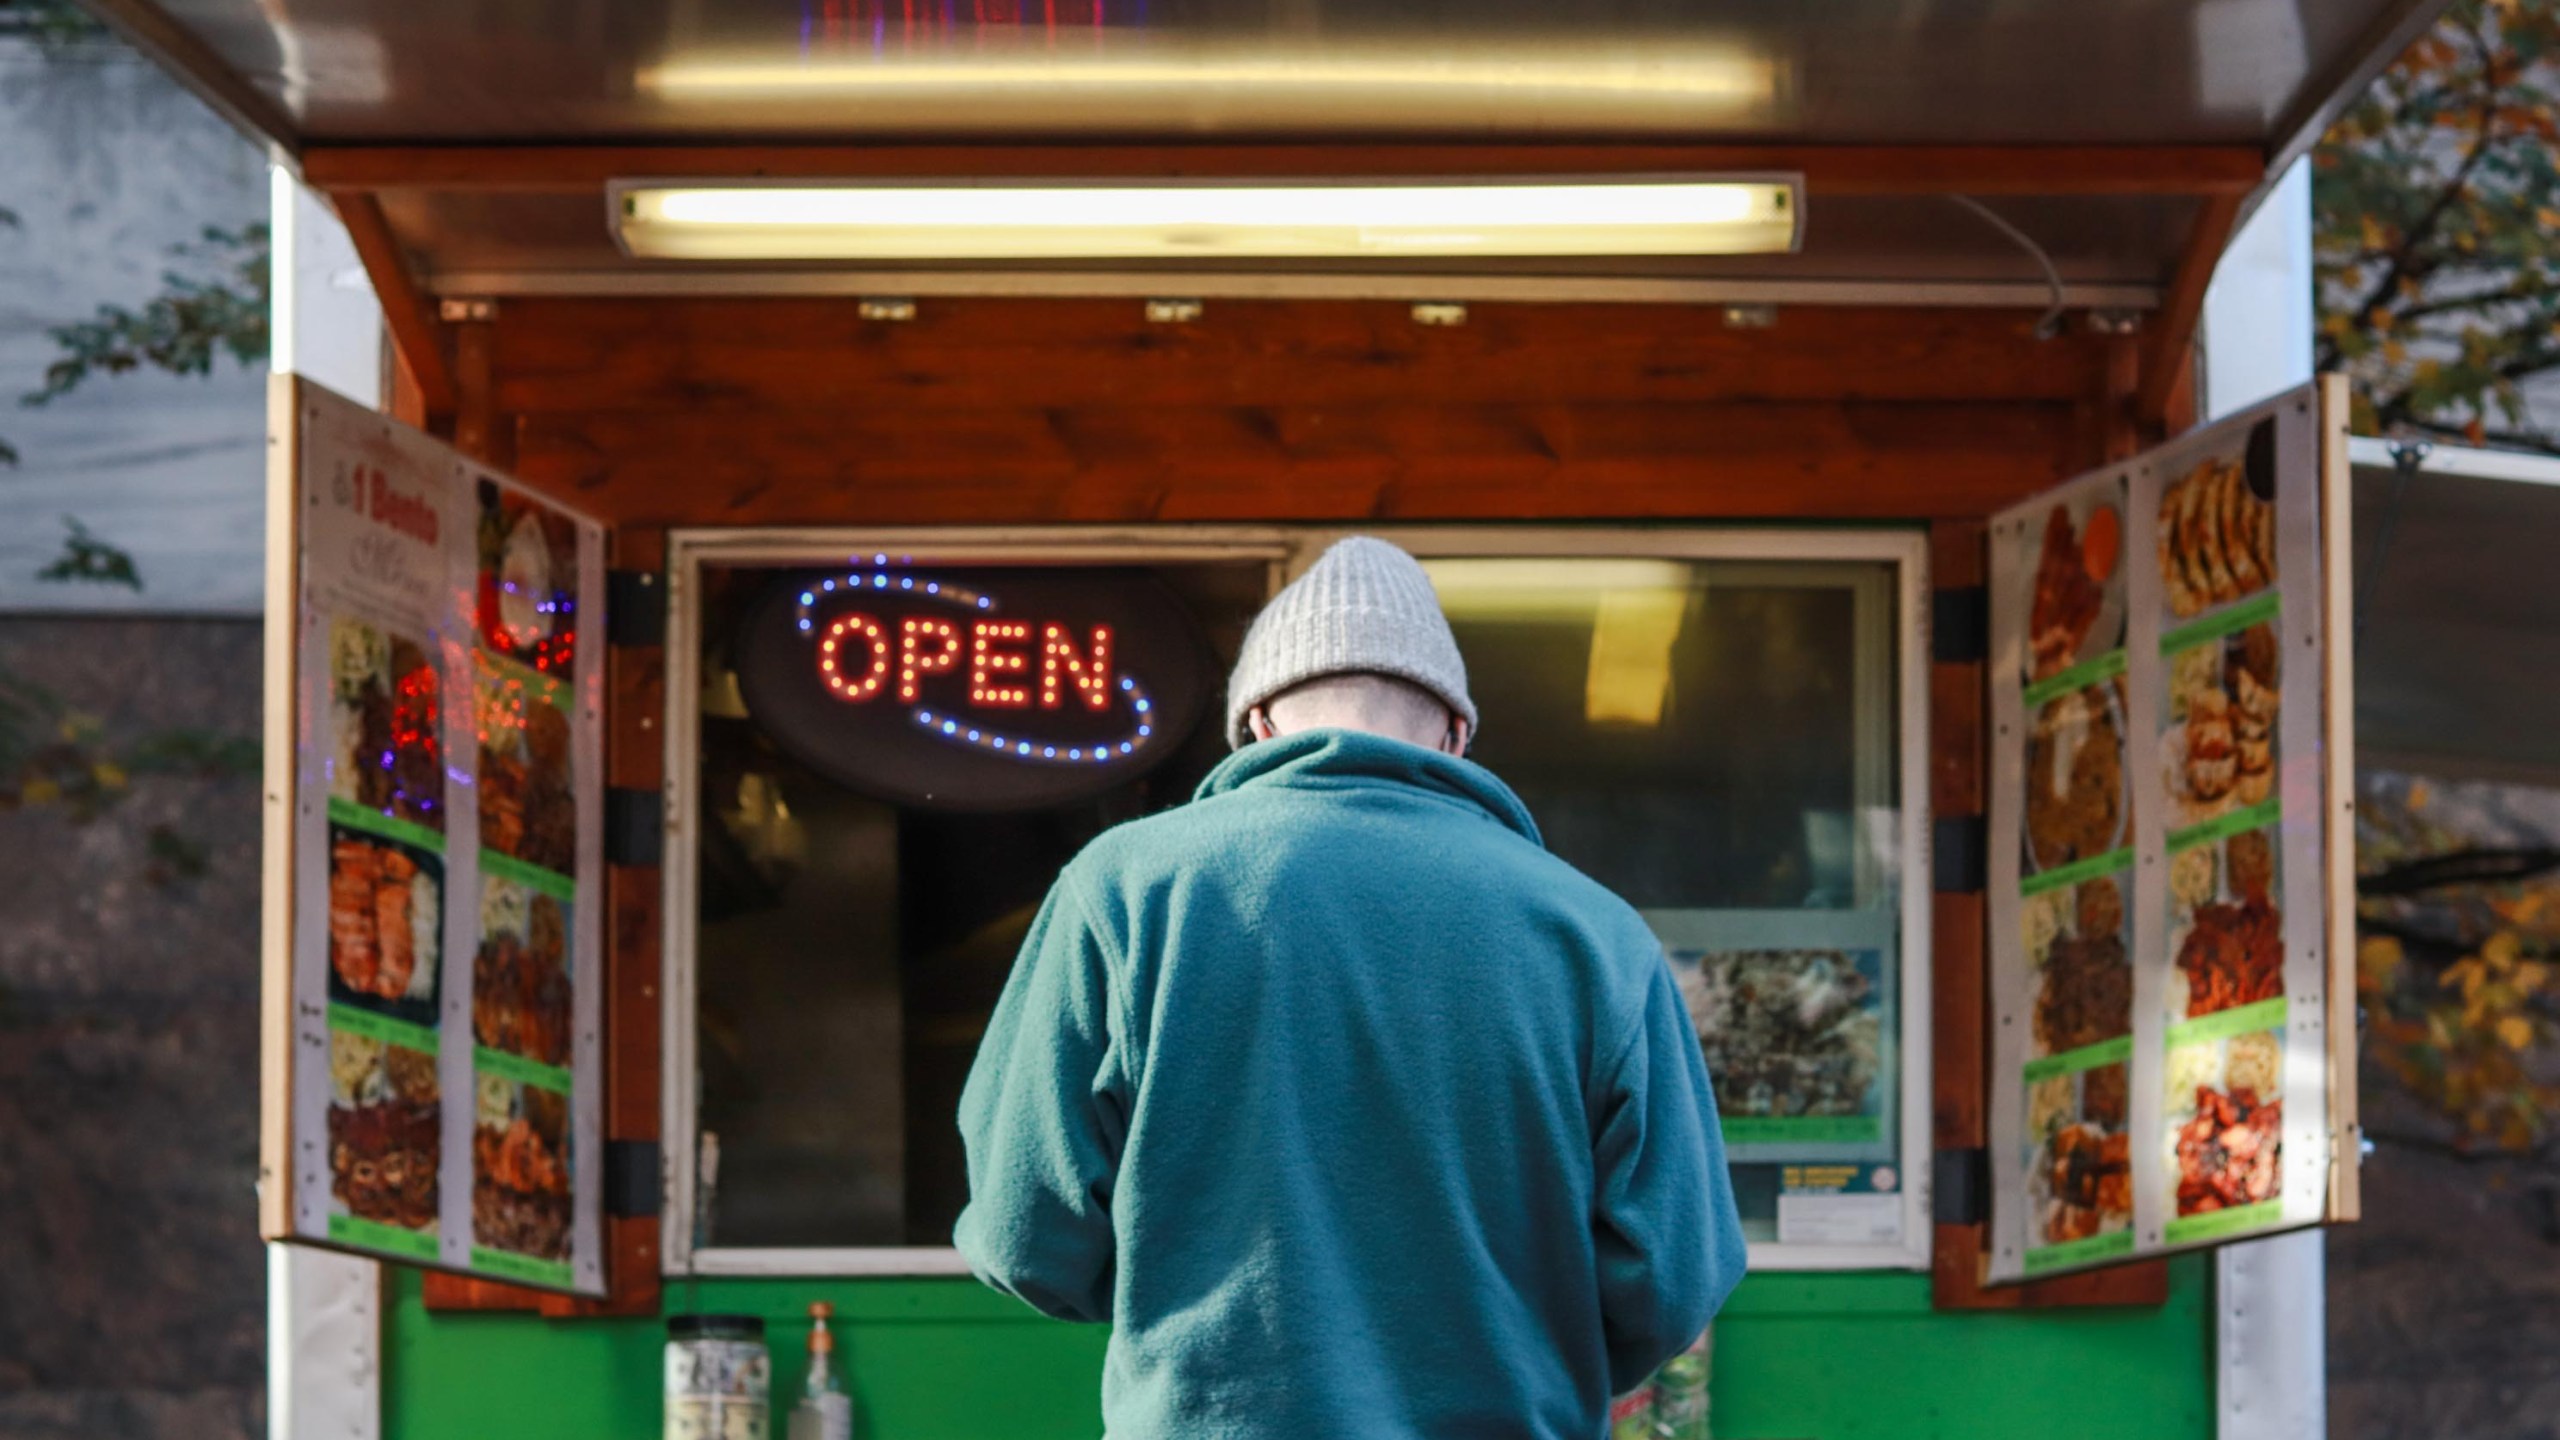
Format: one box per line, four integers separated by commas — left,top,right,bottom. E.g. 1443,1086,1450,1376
302,143,2266,198
326,190,458,422
2134,192,2245,430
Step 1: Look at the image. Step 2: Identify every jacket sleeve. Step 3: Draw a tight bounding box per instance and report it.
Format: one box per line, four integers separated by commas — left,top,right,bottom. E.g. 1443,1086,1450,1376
952,881,1130,1323
1590,957,1747,1393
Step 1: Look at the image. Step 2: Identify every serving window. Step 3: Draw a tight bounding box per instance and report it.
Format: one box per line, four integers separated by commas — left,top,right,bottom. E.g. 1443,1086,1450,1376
662,528,1931,1276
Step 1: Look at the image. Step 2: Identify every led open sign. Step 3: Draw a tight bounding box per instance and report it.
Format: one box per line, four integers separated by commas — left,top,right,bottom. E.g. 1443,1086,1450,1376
734,562,1211,812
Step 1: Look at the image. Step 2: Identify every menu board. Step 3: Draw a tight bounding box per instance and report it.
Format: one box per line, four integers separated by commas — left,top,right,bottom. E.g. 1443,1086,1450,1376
1985,378,2356,1283
259,376,607,1296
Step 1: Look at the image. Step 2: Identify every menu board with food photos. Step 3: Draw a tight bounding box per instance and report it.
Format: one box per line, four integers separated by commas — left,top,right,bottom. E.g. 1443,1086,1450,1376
1984,378,2358,1283
259,376,607,1296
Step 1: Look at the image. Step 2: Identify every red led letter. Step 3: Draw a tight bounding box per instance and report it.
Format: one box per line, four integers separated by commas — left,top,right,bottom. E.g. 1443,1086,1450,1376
898,616,962,702
1040,623,1115,711
819,614,890,702
971,620,1031,707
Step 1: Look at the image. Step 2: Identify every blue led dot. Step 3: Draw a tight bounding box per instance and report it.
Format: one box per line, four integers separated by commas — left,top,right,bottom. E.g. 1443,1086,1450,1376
1042,747,1056,758
901,578,914,590
800,592,815,605
1138,725,1152,737
874,575,889,588
1119,742,1133,754
1017,742,1032,755
968,730,981,741
978,597,992,609
1119,677,1135,691
927,583,940,595
875,553,888,564
798,619,811,632
918,710,935,723
1135,699,1151,713
943,721,957,735
1069,749,1082,760
822,579,836,591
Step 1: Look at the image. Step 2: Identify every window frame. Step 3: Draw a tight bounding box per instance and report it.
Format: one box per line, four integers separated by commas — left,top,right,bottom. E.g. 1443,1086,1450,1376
659,525,1932,1277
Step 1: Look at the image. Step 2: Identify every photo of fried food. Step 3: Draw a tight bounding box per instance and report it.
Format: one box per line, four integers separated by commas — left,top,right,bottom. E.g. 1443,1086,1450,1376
328,618,444,829
473,879,572,1067
472,1076,572,1261
2157,448,2276,620
327,829,440,1011
326,1031,440,1233
2026,682,2127,871
2027,495,2122,682
477,664,577,876
2175,1085,2282,1216
2030,1062,2132,1246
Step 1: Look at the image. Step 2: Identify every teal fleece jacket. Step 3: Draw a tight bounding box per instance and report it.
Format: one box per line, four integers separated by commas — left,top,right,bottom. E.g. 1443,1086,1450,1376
955,729,1745,1439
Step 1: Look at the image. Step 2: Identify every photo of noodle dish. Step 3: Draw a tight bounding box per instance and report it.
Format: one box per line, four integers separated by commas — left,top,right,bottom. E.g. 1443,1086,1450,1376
1674,948,1883,1124
326,1028,440,1233
473,1072,572,1261
326,827,442,1023
2160,621,2279,825
2024,680,2129,874
2026,1061,2131,1246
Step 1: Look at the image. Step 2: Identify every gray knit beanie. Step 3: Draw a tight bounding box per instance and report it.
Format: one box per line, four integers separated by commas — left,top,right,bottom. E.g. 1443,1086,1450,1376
1225,536,1476,748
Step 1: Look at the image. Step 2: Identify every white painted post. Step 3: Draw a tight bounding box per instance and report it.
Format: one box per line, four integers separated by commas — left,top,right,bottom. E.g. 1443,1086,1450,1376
2198,157,2327,1440
266,160,387,1440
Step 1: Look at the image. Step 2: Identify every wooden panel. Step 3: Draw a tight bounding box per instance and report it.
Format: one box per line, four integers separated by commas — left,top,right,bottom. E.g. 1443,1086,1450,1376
301,142,2268,196
513,400,2075,527
490,301,2107,415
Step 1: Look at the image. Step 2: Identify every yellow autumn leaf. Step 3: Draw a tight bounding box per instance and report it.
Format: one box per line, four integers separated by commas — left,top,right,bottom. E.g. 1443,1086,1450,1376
2485,931,2523,969
2361,215,2391,250
2360,934,2405,983
92,762,128,790
2540,208,2560,231
2383,339,2409,365
22,779,60,805
2498,1016,2535,1051
2409,781,2433,810
2442,956,2483,992
2517,961,2551,993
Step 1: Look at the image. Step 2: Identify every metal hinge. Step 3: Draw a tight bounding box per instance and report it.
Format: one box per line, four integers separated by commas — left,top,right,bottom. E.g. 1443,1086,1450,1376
604,786,663,869
607,569,666,648
605,1140,662,1219
1934,816,1988,894
1932,585,1988,664
1934,1147,1988,1226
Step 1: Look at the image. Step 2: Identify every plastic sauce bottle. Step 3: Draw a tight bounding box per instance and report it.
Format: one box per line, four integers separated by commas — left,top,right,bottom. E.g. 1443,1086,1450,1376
787,1301,853,1440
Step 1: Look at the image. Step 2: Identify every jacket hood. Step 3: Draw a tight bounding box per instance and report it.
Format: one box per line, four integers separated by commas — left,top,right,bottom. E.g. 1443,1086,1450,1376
1194,728,1543,848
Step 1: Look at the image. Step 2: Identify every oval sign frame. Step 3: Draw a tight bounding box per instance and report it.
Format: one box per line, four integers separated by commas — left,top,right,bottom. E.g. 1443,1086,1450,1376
734,562,1214,813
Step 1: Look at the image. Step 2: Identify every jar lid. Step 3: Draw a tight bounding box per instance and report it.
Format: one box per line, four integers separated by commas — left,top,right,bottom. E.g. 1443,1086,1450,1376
667,1313,765,1342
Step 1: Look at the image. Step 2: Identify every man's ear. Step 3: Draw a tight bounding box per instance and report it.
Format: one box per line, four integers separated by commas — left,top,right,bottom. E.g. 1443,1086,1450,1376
1248,706,1277,743
1443,716,1471,757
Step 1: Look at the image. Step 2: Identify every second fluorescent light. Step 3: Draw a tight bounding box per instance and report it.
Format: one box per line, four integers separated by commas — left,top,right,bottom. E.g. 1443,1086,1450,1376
609,177,1801,261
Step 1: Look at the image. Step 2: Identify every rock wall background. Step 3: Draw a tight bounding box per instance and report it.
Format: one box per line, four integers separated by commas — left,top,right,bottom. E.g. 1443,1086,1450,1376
0,615,263,1440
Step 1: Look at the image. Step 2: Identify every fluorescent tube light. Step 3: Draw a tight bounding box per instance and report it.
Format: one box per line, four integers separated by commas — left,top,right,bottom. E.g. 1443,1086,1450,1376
609,178,1801,262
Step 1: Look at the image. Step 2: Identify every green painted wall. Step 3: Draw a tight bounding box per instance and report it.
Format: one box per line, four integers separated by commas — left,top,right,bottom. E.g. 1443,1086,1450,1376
384,1259,2211,1438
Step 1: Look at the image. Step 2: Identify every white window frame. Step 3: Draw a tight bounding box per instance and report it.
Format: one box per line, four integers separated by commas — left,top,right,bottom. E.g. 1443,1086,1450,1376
660,525,1932,1277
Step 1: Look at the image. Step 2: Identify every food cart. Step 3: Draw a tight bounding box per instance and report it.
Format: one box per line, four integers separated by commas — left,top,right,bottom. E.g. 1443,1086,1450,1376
88,0,2438,1432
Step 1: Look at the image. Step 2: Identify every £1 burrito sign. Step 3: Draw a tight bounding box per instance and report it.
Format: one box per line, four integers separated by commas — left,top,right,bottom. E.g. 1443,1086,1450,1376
735,561,1212,811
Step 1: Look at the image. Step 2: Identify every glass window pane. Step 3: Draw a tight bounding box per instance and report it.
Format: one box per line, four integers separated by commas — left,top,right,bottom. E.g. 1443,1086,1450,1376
1428,557,1907,1248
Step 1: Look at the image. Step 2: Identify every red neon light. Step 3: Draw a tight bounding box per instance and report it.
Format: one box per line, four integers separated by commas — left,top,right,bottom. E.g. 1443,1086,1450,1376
820,614,890,702
971,620,1032,707
898,616,963,702
1040,622,1114,711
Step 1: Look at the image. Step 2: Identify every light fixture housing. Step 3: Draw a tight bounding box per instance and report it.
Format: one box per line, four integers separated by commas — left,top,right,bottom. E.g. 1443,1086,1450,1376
607,176,1802,262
